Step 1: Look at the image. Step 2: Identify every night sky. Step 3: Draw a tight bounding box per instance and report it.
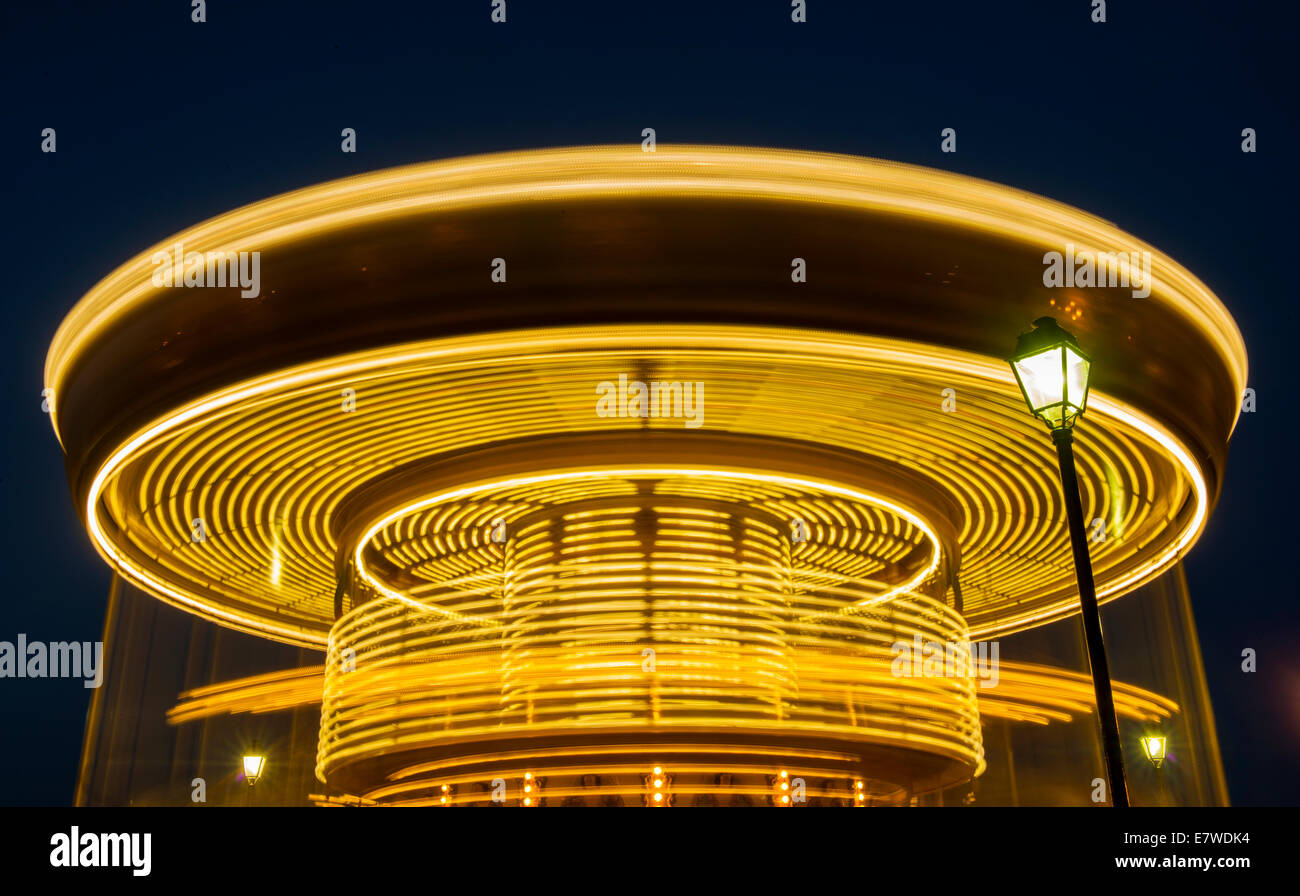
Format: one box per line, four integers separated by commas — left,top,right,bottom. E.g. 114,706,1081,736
1,1,1295,805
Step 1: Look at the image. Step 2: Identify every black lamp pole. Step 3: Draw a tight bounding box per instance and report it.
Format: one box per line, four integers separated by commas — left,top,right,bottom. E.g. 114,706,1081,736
1011,317,1130,807
1051,426,1129,807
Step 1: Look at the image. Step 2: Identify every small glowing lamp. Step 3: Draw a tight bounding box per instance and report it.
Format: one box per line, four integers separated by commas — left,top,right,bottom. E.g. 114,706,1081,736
1009,317,1092,431
242,750,266,786
1141,735,1168,769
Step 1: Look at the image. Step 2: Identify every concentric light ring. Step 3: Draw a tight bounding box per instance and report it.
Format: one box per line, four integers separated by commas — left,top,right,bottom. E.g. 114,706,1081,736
80,325,1204,645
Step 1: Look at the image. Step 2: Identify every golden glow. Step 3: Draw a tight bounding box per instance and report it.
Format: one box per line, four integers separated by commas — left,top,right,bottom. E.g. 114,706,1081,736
47,146,1244,806
315,583,985,795
1142,735,1168,768
648,770,670,807
74,326,1208,645
242,753,265,785
172,661,1177,728
45,145,1246,427
47,147,1240,644
166,666,325,722
352,467,942,627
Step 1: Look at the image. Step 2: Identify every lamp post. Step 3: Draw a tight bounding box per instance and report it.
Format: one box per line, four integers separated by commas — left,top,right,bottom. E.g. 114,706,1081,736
1009,317,1130,807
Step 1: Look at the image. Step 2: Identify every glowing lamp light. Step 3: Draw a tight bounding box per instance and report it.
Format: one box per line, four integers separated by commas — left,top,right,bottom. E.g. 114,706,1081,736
1009,317,1092,431
1141,735,1168,769
242,750,266,786
648,767,670,806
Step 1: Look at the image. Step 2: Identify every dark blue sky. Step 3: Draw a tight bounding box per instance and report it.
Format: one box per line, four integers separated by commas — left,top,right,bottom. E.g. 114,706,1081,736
2,1,1296,804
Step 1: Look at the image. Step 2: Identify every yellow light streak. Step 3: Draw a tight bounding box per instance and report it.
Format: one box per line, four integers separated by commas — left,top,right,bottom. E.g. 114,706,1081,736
74,326,1209,644
45,145,1246,422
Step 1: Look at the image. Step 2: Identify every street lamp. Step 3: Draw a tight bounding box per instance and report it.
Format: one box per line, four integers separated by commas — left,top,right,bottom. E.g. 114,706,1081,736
1141,735,1168,769
242,748,266,787
1010,316,1130,808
